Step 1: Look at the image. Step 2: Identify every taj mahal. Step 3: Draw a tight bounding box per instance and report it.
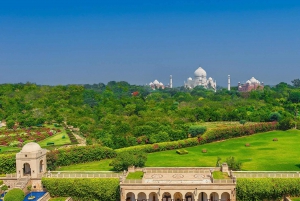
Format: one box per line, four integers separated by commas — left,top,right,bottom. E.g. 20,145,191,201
184,67,217,91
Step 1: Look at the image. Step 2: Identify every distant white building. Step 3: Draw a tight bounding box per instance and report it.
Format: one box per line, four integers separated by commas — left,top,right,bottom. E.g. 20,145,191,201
184,67,217,92
149,80,165,89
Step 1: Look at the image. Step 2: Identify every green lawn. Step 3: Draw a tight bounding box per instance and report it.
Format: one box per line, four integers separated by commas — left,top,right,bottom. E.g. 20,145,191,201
58,130,300,171
38,132,71,147
212,171,230,179
58,159,113,171
146,130,300,171
127,171,144,179
0,146,20,153
48,198,68,201
291,198,300,201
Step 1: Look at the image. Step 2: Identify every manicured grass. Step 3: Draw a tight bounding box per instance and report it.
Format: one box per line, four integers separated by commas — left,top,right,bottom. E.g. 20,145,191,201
146,130,300,171
49,198,68,201
212,171,230,179
291,198,300,201
58,130,300,171
127,171,144,179
0,146,20,153
38,132,71,147
58,159,113,171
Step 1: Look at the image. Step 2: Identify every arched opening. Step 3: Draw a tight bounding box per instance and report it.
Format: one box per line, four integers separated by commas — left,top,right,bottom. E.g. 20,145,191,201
198,192,208,201
137,192,146,201
221,192,230,201
210,192,219,201
149,192,158,201
162,192,171,201
39,160,44,173
23,163,31,176
174,192,183,201
185,192,194,201
126,192,135,201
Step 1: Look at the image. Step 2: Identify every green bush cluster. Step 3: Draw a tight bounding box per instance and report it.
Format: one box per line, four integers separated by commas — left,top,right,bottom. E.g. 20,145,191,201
4,188,25,201
117,122,277,154
42,178,120,201
237,178,300,201
110,151,147,171
188,125,207,137
176,149,188,155
0,153,16,174
46,145,116,170
203,122,277,142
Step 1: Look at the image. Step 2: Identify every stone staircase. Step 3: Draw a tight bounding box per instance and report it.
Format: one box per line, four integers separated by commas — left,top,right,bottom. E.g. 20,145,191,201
15,176,30,189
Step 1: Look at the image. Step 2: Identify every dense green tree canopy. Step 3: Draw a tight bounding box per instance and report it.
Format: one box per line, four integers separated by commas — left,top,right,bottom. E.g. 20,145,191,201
0,81,299,149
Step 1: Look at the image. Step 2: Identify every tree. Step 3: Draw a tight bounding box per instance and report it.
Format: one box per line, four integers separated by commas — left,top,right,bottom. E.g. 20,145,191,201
188,125,207,137
109,151,147,171
269,112,281,122
6,120,15,129
239,120,247,125
289,91,300,103
226,156,242,171
291,79,300,87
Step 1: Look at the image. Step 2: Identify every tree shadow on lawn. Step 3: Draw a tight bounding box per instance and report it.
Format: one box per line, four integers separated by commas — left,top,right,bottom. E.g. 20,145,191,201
294,164,300,169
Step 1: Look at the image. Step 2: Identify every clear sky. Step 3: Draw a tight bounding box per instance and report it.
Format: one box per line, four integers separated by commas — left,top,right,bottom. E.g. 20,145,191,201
0,0,299,87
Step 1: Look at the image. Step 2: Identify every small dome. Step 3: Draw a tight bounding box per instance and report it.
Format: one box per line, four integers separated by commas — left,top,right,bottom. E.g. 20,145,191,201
208,77,213,80
149,82,153,85
194,67,207,77
153,80,159,85
188,77,192,81
246,80,251,84
21,142,42,153
159,82,163,85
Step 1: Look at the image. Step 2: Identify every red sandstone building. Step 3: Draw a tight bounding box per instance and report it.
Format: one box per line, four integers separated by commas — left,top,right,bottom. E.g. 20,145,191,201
238,77,264,92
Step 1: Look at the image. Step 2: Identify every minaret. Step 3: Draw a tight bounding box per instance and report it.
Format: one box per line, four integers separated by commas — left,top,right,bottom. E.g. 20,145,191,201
215,80,217,92
228,75,231,91
170,75,173,88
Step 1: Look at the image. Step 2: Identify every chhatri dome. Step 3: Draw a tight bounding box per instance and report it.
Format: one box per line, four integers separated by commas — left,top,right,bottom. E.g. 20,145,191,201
21,142,42,153
185,66,217,91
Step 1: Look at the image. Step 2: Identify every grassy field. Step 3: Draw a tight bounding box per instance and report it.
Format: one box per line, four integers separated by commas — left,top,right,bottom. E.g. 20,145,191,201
126,171,144,179
291,198,300,201
38,132,71,147
59,130,300,171
146,129,300,171
48,198,68,201
0,146,20,153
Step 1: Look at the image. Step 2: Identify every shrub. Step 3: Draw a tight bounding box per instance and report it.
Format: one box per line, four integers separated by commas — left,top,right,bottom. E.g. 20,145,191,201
239,120,247,125
202,149,207,153
0,154,16,174
42,178,119,201
237,178,300,201
188,125,207,137
109,151,147,171
269,112,282,122
4,188,25,201
176,149,188,155
226,156,242,171
47,145,116,170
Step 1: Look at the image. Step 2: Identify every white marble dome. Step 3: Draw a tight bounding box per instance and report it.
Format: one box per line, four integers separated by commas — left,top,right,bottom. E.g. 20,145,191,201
153,80,159,85
21,142,42,153
188,77,192,81
194,67,207,77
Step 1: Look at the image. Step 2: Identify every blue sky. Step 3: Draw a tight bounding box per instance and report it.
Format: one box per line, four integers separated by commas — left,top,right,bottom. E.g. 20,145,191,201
0,1,299,87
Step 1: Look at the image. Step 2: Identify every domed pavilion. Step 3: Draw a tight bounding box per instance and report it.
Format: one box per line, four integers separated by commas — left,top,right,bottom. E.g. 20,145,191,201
16,142,47,178
184,66,217,91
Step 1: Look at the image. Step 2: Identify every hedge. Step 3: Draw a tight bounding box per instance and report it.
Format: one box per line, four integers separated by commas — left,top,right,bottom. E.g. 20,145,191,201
4,188,25,201
47,145,116,170
42,178,120,201
0,153,16,174
236,178,300,201
117,122,277,154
